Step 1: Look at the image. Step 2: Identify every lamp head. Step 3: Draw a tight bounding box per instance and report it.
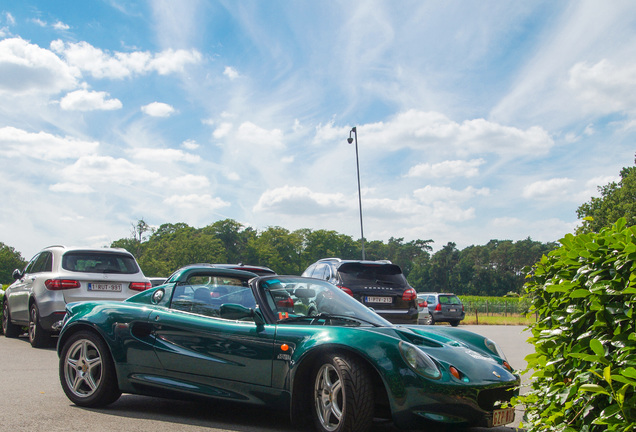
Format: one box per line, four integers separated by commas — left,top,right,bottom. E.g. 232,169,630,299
347,126,356,144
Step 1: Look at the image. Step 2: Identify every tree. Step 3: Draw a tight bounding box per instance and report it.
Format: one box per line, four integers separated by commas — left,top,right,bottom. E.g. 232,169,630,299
577,156,636,233
0,243,26,285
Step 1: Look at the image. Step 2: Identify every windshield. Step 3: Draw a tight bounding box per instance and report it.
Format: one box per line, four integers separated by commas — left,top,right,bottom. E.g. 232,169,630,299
62,252,140,274
337,262,407,286
258,276,392,327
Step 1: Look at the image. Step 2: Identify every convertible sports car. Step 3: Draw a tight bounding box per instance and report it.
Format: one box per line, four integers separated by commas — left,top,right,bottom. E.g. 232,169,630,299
57,265,519,432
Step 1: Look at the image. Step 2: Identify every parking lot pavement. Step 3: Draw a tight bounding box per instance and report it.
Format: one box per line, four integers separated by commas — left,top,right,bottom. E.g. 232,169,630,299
0,325,534,432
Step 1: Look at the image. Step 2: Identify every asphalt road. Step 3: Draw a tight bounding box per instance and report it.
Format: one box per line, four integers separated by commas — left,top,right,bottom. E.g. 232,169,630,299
0,325,533,432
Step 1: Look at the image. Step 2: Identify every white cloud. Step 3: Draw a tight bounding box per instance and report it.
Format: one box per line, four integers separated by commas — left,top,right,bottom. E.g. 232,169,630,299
141,102,175,117
53,21,70,31
413,185,490,202
181,139,199,150
169,174,210,190
163,194,230,209
254,186,349,215
213,122,233,139
127,147,200,163
4,12,15,26
59,89,122,111
0,126,98,159
235,122,285,150
0,38,78,95
50,40,201,79
60,155,162,186
522,178,575,200
568,59,636,114
224,66,239,80
49,182,94,194
407,158,485,178
315,110,554,158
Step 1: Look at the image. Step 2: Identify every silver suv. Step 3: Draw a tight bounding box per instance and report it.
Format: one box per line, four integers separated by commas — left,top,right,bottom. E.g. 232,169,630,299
2,245,150,347
420,292,465,326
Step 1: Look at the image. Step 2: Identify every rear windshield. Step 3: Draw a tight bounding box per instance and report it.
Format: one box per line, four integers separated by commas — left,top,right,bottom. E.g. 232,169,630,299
337,263,407,286
439,295,462,305
62,252,140,274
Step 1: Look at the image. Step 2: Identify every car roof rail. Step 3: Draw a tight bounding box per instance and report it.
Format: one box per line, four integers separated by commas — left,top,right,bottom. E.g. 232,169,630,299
318,257,342,262
374,259,392,264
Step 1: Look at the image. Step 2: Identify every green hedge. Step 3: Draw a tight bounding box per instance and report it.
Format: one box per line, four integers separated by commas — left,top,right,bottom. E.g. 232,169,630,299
517,218,636,431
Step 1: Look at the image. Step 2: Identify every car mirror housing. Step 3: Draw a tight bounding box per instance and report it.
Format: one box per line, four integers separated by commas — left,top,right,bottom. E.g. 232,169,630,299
12,269,22,280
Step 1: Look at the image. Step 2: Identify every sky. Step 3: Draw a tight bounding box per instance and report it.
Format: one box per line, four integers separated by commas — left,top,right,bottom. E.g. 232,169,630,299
1,1,635,260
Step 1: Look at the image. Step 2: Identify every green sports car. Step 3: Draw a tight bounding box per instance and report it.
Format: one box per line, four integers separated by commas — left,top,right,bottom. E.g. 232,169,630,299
57,265,520,432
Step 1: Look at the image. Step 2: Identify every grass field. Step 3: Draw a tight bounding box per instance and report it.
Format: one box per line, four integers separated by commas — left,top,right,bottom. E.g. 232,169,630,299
461,313,535,326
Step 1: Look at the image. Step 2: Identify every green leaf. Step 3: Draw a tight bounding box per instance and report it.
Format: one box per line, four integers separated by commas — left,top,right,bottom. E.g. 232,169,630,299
579,384,610,395
590,339,605,357
623,367,636,379
603,366,612,385
570,288,591,298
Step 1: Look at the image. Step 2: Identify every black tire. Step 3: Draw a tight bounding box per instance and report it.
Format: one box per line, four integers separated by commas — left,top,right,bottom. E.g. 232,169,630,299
2,299,21,338
312,353,374,432
59,331,121,407
29,303,52,348
450,320,460,327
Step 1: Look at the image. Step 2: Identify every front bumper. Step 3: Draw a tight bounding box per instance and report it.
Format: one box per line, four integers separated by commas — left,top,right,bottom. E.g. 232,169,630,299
393,382,519,429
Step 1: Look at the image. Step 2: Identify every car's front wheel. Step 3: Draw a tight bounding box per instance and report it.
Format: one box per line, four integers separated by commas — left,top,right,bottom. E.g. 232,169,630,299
59,331,121,407
28,303,51,348
312,353,374,432
450,320,460,327
2,299,22,338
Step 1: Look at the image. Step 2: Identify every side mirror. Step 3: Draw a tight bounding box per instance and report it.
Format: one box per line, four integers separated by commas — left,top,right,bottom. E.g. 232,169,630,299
12,269,22,280
219,304,265,326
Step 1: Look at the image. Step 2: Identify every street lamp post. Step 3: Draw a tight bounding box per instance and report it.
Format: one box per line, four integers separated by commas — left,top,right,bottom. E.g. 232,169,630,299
347,127,365,260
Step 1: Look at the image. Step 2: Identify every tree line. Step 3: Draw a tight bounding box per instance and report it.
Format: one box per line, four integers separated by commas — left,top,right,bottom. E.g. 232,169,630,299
106,219,556,297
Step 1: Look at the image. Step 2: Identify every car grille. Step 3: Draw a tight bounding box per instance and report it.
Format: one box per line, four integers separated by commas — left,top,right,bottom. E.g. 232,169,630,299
477,385,517,411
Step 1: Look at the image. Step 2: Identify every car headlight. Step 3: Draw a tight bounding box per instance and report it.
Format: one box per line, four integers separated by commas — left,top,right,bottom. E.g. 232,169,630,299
399,341,441,379
484,338,507,359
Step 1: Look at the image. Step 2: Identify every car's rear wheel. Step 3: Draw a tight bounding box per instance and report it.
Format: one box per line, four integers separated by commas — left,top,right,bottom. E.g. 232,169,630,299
59,331,121,407
312,353,374,432
450,320,460,327
29,303,51,348
2,300,21,338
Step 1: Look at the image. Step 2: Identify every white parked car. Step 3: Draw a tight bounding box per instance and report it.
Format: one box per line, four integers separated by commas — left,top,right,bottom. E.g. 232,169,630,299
417,293,433,325
2,245,150,347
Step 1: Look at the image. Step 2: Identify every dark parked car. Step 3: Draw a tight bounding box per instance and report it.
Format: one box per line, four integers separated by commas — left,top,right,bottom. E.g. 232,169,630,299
301,258,418,324
57,265,519,431
421,292,465,326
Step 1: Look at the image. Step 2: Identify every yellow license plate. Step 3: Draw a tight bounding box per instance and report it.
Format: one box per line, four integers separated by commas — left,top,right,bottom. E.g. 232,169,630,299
492,407,515,426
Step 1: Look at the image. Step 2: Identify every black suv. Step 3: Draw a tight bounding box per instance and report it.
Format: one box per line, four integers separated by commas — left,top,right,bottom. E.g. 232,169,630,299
301,258,418,324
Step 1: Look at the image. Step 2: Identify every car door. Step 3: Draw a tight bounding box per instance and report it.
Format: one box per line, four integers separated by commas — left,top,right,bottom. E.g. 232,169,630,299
149,284,275,388
7,253,49,322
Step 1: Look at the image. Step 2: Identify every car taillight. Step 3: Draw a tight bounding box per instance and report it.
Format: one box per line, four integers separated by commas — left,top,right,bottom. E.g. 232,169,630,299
129,282,152,291
435,303,442,311
277,297,294,308
418,300,428,308
337,285,354,296
402,288,417,301
45,279,81,290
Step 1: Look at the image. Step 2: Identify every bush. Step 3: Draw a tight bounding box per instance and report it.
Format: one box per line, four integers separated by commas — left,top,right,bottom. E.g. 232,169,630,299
517,218,636,431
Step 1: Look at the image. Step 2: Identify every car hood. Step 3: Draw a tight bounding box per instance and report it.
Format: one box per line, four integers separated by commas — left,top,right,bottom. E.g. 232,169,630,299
363,325,518,385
